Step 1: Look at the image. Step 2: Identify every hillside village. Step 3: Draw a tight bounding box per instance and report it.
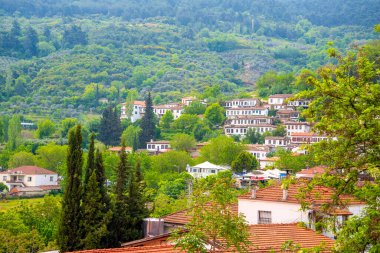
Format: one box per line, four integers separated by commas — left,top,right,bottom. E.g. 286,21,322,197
0,0,379,252
120,94,326,170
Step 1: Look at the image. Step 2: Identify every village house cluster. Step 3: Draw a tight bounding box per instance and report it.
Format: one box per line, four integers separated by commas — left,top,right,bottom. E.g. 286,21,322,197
120,94,328,169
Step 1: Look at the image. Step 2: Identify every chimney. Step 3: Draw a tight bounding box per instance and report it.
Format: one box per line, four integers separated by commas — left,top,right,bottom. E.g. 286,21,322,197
282,189,288,200
251,187,257,199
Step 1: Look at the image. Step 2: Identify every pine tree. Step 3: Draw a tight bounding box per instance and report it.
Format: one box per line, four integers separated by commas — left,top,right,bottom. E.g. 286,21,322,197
58,125,83,252
139,92,156,148
125,159,149,241
109,144,130,246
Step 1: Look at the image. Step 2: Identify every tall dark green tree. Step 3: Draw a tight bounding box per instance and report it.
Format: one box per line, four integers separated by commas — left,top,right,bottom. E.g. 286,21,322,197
24,26,39,57
9,19,21,51
58,125,83,252
80,150,112,249
125,159,149,241
62,25,88,48
109,144,130,246
84,133,96,185
99,106,122,146
139,92,156,148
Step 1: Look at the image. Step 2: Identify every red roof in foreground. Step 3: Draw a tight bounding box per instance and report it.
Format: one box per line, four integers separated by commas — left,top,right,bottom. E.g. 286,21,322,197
0,166,56,175
238,181,363,205
162,203,238,225
71,224,334,253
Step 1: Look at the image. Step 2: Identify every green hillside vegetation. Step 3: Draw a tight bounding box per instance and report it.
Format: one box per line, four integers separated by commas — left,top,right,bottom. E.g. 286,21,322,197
0,1,378,118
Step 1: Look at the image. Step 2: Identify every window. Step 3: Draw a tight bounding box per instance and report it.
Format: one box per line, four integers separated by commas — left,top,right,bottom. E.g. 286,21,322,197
27,177,32,182
50,176,54,182
258,211,272,224
210,170,216,173
2,176,6,181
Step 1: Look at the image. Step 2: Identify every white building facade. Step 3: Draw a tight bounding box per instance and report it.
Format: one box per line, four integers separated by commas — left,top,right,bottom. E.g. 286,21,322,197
0,166,58,190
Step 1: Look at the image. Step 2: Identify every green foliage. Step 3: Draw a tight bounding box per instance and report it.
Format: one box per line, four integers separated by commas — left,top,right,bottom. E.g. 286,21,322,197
200,135,245,165
183,101,206,115
139,92,157,148
204,103,226,127
8,151,35,168
99,106,122,146
296,44,380,250
58,125,83,252
256,71,296,98
121,125,141,150
6,115,22,151
60,118,78,138
274,148,316,173
36,119,55,139
170,133,196,152
0,182,8,192
62,25,88,49
159,110,174,129
35,143,67,172
109,144,130,246
172,114,201,134
231,151,258,173
173,171,250,252
243,128,264,144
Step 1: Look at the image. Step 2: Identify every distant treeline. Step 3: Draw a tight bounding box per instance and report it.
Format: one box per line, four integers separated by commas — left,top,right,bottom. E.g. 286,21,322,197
0,0,379,27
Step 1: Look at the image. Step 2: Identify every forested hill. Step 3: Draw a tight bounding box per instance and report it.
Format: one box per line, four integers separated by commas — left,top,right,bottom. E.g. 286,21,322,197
0,0,378,119
0,0,379,27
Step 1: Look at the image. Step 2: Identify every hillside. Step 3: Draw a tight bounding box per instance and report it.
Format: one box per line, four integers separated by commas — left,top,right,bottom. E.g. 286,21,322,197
0,0,378,119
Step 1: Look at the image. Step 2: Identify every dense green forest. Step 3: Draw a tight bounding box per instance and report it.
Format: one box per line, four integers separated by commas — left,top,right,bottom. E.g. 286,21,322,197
0,0,378,118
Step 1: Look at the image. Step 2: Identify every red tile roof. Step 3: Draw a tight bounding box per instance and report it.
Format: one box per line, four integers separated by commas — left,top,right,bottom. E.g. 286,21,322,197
162,203,238,225
0,166,56,175
297,166,327,177
238,181,363,205
70,224,334,253
269,94,293,99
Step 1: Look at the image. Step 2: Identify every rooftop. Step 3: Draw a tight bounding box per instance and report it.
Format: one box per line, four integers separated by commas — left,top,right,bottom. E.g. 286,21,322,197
0,166,57,175
269,94,293,99
70,223,334,253
239,181,363,205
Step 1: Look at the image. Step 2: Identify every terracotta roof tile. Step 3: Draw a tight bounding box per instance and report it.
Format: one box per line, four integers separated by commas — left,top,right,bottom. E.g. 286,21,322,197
238,181,363,205
70,224,334,253
162,203,238,225
0,166,56,175
269,94,293,99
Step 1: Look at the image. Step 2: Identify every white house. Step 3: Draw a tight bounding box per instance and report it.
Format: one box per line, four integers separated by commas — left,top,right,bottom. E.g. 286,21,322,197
268,94,293,109
120,101,146,123
264,136,289,147
246,144,271,160
225,107,268,118
225,115,273,126
146,140,171,153
153,104,183,119
290,132,329,145
224,98,261,108
0,166,58,190
186,161,228,178
224,124,276,137
285,122,311,136
238,181,365,238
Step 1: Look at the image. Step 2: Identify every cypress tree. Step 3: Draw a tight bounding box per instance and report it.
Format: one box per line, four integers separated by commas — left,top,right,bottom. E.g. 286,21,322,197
139,92,156,148
80,168,112,249
109,144,130,246
84,133,96,185
125,159,149,241
111,107,122,146
99,106,122,146
99,106,113,146
58,125,83,252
